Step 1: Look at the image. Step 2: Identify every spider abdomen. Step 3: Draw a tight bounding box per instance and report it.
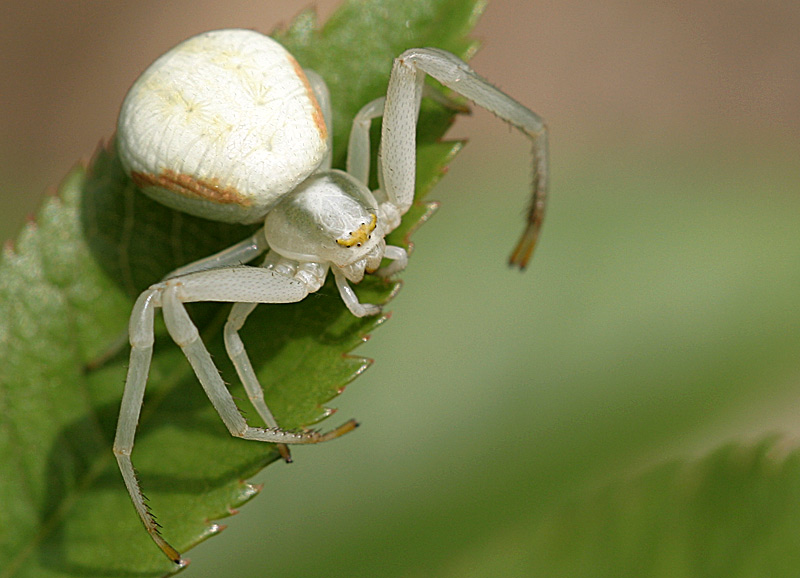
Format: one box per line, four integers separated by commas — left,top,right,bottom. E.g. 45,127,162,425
117,29,328,224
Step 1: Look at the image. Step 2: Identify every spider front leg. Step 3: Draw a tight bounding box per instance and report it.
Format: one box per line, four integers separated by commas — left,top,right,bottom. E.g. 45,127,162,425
347,86,468,209
113,288,184,565
114,266,357,565
381,48,549,269
160,277,356,443
86,230,271,373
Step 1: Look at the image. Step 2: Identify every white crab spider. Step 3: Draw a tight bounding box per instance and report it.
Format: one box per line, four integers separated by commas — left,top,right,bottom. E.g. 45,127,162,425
112,28,548,565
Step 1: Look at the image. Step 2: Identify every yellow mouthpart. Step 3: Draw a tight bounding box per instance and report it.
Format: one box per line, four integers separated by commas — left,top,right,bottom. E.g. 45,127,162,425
336,214,377,247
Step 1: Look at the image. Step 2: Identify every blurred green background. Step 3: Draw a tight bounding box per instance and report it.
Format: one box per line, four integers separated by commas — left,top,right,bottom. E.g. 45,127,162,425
2,1,799,576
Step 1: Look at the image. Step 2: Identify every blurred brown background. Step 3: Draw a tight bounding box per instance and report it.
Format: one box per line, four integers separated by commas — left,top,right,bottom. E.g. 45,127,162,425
2,2,800,576
2,0,798,238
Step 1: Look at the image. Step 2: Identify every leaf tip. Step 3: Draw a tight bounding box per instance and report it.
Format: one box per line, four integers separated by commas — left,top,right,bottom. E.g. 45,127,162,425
237,481,263,504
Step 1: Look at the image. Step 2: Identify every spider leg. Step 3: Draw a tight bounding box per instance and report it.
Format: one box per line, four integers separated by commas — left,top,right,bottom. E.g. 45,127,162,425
347,97,386,187
113,288,187,566
332,268,381,317
85,230,271,373
224,301,292,462
164,227,269,279
374,245,408,278
381,48,549,269
160,268,356,445
347,86,467,190
114,267,358,565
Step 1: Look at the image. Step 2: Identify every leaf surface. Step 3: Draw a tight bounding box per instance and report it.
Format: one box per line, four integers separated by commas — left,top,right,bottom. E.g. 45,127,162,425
519,438,800,578
0,0,483,575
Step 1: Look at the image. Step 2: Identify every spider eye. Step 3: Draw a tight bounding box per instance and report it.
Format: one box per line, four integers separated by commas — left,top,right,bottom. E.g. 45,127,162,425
335,214,377,248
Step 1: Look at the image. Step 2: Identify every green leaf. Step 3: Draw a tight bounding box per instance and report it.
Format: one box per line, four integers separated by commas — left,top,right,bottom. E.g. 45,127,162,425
495,437,800,578
0,0,483,575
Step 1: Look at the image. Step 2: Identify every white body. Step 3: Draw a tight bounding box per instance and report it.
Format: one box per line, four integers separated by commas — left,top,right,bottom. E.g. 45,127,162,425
117,30,328,223
112,28,548,566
